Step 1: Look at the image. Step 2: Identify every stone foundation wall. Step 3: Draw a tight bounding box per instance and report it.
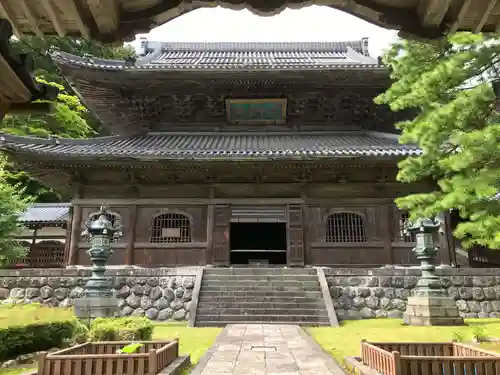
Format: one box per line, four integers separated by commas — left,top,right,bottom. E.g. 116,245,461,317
324,267,500,321
0,268,199,322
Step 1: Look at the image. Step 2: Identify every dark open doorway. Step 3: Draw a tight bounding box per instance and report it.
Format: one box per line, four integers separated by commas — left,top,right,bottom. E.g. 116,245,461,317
230,222,287,265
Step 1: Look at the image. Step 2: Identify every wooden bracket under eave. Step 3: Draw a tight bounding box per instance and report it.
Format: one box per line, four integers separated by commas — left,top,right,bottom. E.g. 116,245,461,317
41,0,66,37
87,0,120,36
418,0,452,27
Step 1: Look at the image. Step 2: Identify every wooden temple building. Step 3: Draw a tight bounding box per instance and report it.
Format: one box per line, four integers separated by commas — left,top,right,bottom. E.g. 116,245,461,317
0,1,497,121
0,39,458,268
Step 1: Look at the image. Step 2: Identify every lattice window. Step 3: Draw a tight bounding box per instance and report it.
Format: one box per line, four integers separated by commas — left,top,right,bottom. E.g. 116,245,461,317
8,241,65,267
7,241,32,265
397,212,416,243
326,213,367,243
150,213,191,243
31,241,65,266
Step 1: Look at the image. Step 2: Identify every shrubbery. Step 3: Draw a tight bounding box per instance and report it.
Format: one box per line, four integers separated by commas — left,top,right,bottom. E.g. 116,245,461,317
89,317,154,342
0,304,155,361
0,304,77,361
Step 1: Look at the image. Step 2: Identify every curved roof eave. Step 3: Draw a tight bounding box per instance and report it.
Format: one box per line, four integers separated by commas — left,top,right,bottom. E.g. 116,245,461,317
0,130,421,161
0,19,59,121
0,1,487,41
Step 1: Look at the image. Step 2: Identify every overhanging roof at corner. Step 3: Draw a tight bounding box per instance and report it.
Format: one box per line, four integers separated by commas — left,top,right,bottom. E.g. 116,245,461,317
0,19,58,121
52,39,383,72
0,131,421,161
0,1,497,42
19,203,70,224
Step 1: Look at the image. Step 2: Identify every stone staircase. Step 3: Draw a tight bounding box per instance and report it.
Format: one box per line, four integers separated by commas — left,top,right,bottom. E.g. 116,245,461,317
195,267,330,326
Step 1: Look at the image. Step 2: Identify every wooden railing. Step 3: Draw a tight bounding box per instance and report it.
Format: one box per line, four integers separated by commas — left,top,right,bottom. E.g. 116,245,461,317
361,341,500,375
371,342,455,356
361,341,401,375
38,340,179,375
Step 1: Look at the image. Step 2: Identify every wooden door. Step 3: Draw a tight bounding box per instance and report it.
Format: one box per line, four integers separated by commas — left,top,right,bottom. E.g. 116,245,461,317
212,204,231,266
287,204,305,267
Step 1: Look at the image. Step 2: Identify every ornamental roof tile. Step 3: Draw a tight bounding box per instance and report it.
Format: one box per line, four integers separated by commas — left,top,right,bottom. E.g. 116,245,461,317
51,39,382,71
0,131,420,160
19,203,70,224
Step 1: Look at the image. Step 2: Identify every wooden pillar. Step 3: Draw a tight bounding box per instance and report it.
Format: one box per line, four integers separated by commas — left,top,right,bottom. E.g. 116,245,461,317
29,226,38,266
286,204,305,267
125,205,137,265
212,204,230,267
67,204,82,266
382,205,394,264
206,204,215,265
63,205,74,265
438,211,454,265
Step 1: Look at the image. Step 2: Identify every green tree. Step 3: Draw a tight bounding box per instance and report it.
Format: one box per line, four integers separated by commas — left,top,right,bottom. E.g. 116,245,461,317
13,36,135,86
0,158,32,265
2,36,135,202
375,33,500,249
2,79,95,202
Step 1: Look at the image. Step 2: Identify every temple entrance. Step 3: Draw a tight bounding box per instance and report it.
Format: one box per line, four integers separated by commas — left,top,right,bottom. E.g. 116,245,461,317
230,222,287,265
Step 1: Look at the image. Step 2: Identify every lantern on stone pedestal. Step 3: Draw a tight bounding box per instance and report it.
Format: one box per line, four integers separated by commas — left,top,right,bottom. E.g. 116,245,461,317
74,204,122,321
403,217,464,326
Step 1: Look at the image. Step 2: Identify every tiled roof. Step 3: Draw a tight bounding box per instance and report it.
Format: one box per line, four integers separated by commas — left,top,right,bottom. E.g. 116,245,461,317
0,132,420,160
19,203,70,223
51,40,382,71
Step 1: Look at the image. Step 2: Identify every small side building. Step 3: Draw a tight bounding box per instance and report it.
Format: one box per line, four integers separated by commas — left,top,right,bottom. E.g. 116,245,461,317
10,203,70,268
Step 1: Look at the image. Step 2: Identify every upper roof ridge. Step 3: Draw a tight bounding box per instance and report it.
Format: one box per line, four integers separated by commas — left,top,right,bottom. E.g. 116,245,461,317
140,39,370,56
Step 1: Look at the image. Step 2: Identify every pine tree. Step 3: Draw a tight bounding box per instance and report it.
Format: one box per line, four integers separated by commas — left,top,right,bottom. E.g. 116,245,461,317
375,33,500,249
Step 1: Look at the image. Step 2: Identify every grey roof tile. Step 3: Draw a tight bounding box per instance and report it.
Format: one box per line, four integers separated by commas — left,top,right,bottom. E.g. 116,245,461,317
19,203,70,223
1,132,420,160
51,40,382,71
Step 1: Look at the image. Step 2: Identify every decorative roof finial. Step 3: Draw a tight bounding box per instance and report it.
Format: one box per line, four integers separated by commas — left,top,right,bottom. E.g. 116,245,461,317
99,202,108,215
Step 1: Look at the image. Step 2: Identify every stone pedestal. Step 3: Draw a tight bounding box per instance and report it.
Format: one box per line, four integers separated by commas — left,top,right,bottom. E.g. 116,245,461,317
74,296,119,320
403,296,464,326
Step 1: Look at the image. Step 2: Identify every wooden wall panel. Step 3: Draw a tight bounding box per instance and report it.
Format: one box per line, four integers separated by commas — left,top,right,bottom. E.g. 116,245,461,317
133,247,206,266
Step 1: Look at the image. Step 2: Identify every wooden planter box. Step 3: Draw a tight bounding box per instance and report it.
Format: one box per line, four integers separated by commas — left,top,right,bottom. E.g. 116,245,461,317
354,341,500,375
38,341,179,375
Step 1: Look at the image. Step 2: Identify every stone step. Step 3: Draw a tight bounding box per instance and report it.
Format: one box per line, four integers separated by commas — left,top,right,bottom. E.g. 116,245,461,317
200,286,321,292
198,291,323,298
197,301,325,309
202,275,319,282
196,314,330,323
196,320,330,327
197,307,328,315
204,268,317,276
198,296,323,303
201,280,320,286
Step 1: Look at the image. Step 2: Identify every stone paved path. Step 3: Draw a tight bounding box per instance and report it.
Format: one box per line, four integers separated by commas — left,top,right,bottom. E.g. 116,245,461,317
191,324,346,375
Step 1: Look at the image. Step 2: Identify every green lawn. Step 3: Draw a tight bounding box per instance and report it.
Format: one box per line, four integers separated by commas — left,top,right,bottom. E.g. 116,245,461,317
0,369,34,375
307,318,500,366
0,304,73,328
153,322,222,372
478,342,500,352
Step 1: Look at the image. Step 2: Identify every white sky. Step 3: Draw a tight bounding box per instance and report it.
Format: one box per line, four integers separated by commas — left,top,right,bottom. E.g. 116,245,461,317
131,5,398,58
